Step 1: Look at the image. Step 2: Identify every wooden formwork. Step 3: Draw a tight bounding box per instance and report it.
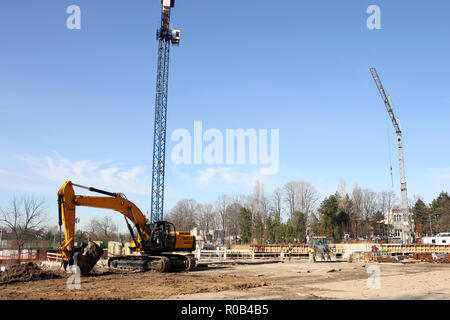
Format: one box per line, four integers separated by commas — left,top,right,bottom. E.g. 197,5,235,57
195,243,450,263
250,244,345,255
250,243,450,256
380,244,450,254
230,245,251,251
250,244,309,254
225,250,254,259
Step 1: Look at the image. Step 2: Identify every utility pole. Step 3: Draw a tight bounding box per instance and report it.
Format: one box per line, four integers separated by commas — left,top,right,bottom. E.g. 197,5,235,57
370,67,413,243
151,0,180,223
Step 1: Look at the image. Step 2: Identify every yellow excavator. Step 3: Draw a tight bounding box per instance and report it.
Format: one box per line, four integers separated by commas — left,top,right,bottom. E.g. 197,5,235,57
57,181,196,275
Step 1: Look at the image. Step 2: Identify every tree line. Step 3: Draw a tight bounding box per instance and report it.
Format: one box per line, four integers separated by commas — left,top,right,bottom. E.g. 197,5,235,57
165,180,450,245
1,184,449,250
0,195,130,251
412,192,450,236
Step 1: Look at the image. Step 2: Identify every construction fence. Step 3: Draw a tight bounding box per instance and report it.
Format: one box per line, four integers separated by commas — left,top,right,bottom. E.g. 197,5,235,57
0,250,45,264
3,241,448,265
104,243,450,262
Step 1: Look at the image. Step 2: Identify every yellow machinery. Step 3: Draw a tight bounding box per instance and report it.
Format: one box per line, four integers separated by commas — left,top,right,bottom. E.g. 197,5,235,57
57,181,196,274
308,236,336,262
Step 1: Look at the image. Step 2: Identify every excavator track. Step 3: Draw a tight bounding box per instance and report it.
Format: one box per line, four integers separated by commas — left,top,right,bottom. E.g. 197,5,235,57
108,254,195,273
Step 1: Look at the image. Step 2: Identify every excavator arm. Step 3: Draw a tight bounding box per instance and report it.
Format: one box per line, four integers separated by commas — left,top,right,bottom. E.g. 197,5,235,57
57,181,151,266
57,181,196,275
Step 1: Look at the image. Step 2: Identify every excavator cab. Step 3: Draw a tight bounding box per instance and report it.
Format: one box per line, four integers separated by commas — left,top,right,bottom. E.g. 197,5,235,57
147,221,177,250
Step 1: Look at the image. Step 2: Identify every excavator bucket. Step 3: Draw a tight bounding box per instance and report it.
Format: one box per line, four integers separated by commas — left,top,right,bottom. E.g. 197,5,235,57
72,241,104,276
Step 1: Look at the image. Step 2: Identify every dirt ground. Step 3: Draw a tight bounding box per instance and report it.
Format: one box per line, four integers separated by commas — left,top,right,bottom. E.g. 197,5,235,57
0,264,266,300
1,260,450,300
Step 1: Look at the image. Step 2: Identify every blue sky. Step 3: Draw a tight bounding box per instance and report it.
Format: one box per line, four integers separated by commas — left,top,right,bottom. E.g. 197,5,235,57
0,0,449,230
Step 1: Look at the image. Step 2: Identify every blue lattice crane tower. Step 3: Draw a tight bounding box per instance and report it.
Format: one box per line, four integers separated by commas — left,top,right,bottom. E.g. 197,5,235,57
151,0,180,223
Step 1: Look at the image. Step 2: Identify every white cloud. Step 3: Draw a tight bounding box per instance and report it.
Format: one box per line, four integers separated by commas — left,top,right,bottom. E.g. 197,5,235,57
170,164,191,181
0,168,33,180
2,152,282,203
194,166,266,193
9,152,151,196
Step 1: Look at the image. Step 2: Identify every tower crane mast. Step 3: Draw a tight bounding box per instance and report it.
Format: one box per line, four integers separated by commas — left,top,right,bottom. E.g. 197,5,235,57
370,67,413,243
151,0,180,223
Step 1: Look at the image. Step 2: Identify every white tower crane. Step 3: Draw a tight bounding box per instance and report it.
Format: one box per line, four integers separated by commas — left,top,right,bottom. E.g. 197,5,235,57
370,67,413,243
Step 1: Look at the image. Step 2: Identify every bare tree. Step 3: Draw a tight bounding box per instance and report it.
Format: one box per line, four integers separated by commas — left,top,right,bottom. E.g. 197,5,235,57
282,181,319,225
234,194,252,211
226,201,242,245
376,190,398,237
351,184,363,219
378,190,398,213
252,181,270,243
351,184,364,237
296,181,320,225
271,187,283,221
252,181,269,220
87,215,119,242
362,189,378,220
283,181,298,220
362,189,378,236
337,179,347,199
337,179,347,208
0,195,47,257
197,203,219,244
166,199,199,232
215,195,232,245
252,181,263,214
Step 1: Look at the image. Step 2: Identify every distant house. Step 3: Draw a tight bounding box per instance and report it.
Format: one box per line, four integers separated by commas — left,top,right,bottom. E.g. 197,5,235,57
190,228,239,249
422,233,450,245
383,208,414,243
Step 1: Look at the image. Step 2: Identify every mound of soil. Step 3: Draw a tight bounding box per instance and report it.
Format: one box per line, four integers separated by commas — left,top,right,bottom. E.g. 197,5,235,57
0,262,62,285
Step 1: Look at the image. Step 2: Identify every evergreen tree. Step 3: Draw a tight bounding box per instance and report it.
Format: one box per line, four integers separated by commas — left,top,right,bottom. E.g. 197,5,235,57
319,194,339,238
253,213,264,244
292,211,307,243
273,212,282,244
371,210,385,237
431,192,450,233
335,207,350,241
264,216,275,244
239,207,252,244
412,198,431,235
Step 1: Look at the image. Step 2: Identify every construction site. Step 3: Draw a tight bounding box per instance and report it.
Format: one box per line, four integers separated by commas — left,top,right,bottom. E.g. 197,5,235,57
2,242,450,300
1,1,450,302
